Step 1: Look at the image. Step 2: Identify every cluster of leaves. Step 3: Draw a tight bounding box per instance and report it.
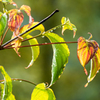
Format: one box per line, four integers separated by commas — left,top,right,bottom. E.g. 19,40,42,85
0,0,100,100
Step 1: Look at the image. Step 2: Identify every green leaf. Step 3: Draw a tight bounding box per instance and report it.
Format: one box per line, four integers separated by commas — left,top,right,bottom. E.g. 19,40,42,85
61,17,77,38
44,33,70,86
0,12,7,36
26,35,40,68
0,83,4,99
0,66,16,100
31,83,56,100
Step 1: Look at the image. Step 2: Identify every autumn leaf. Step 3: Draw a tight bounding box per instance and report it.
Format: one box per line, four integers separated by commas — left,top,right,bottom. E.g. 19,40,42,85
11,32,22,57
77,37,99,75
85,48,100,87
20,5,34,23
8,9,24,32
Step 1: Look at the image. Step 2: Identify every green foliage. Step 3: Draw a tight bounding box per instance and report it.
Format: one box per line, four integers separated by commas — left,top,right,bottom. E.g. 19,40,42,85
0,0,100,100
0,12,7,36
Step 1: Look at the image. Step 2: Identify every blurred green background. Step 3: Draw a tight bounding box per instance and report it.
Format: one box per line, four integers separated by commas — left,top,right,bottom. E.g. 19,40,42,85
0,0,100,100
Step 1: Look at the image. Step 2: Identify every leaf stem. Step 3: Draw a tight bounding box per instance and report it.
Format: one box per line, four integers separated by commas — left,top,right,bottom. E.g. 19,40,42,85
1,9,59,48
0,78,37,86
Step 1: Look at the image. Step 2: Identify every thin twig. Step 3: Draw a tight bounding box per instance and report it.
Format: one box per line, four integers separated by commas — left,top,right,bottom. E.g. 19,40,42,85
1,9,59,48
0,78,37,86
22,34,42,42
4,41,78,49
1,27,9,45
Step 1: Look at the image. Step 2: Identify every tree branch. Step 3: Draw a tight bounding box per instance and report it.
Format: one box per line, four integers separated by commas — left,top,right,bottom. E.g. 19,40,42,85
0,9,59,49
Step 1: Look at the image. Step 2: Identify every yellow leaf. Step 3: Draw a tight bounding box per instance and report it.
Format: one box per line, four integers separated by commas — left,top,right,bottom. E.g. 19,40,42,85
31,83,56,100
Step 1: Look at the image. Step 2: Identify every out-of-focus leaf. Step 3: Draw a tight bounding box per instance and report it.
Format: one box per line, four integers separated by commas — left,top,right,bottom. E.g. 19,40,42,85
26,35,40,69
61,17,77,38
8,9,24,32
31,83,56,100
0,12,7,36
0,84,16,100
19,22,45,38
44,33,70,86
77,37,99,75
85,48,100,87
0,83,4,99
0,66,16,100
0,0,12,3
20,5,34,23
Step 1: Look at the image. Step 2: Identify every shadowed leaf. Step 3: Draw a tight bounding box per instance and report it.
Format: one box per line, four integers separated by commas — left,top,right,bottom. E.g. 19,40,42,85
0,12,7,36
26,35,40,69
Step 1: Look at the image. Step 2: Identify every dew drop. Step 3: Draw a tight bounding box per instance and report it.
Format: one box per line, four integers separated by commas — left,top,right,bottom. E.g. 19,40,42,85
42,36,45,38
19,80,22,82
45,42,47,44
97,70,99,73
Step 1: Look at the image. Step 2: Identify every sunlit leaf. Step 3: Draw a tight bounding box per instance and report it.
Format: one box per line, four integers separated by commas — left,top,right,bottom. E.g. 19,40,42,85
0,66,16,100
44,33,70,86
26,35,40,69
20,5,34,23
31,83,56,100
19,22,45,38
77,37,99,75
0,12,7,36
85,48,100,87
8,9,24,32
11,33,22,57
61,17,77,38
0,0,17,7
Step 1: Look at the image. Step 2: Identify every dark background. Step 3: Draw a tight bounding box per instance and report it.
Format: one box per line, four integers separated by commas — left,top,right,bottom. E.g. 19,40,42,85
0,0,100,100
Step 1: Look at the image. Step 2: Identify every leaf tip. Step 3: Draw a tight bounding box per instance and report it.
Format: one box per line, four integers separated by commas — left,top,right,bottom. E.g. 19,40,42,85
84,82,88,87
84,68,88,75
73,31,76,38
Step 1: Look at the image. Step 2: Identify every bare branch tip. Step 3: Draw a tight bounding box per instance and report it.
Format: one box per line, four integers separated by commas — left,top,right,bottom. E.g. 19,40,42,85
55,9,59,12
